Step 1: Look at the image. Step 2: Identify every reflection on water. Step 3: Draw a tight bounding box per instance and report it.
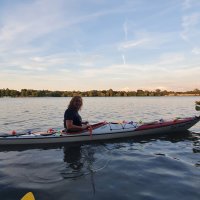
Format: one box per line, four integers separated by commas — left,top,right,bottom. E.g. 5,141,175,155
61,145,84,179
0,132,199,200
61,144,111,182
63,146,83,171
62,144,111,195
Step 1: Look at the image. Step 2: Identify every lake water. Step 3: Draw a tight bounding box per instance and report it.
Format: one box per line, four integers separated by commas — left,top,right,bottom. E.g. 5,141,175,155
0,97,200,200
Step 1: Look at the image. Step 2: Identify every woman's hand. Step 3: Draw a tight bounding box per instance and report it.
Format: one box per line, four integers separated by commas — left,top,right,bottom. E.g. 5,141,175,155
81,124,89,130
66,120,88,131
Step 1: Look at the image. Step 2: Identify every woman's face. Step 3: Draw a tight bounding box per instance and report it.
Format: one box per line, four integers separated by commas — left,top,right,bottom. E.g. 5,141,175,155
73,98,82,110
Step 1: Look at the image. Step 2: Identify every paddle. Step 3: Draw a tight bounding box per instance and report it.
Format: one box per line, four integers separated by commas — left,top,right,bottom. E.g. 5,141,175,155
21,192,35,200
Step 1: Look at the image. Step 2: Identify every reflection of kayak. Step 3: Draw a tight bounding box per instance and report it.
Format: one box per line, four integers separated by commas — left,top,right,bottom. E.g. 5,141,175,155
0,116,200,146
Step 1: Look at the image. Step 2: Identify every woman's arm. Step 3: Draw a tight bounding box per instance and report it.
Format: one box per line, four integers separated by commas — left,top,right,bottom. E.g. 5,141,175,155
66,120,88,131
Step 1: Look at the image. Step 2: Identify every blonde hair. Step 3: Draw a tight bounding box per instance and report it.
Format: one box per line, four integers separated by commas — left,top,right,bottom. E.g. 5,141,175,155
68,96,83,110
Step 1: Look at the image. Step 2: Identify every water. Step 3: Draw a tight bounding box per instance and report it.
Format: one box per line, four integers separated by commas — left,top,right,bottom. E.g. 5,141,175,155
0,97,200,200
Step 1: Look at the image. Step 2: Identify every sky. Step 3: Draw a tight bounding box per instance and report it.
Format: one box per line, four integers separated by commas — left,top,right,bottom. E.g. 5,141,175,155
0,0,200,92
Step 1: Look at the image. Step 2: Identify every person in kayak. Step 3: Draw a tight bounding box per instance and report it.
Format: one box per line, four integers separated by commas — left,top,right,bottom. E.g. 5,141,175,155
64,96,89,132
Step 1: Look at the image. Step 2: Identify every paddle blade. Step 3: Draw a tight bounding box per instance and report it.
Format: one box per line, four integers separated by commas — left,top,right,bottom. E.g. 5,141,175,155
21,192,35,200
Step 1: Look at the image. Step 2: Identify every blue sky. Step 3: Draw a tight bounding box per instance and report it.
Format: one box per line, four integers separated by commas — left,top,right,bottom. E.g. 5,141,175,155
0,0,200,91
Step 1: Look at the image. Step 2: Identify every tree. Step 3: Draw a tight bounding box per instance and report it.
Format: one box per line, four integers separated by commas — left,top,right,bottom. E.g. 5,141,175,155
136,89,145,96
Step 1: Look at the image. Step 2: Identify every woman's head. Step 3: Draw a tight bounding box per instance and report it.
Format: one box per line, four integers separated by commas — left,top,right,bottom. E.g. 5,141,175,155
68,96,83,111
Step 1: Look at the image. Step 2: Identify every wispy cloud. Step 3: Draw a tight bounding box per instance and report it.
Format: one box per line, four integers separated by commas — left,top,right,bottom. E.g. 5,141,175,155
0,0,135,53
123,20,128,41
182,0,200,10
192,47,200,54
119,38,150,50
182,0,192,10
181,13,200,41
0,0,200,91
158,53,185,66
122,54,126,65
0,1,67,55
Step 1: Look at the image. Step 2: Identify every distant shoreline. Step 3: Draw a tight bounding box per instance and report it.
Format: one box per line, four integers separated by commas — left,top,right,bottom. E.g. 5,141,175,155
1,88,200,97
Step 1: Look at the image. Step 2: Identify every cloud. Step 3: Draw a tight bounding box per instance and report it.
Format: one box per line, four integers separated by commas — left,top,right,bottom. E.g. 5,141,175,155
182,0,200,10
0,49,103,76
0,0,136,42
118,30,176,52
119,38,150,50
0,1,68,55
79,64,143,79
20,66,46,71
123,20,128,40
122,54,126,65
158,53,185,66
0,0,137,71
192,47,200,55
121,87,130,91
182,0,192,10
181,13,200,41
0,0,199,91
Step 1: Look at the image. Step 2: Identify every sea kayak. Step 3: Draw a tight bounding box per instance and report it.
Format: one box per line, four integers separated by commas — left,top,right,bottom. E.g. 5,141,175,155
0,116,199,146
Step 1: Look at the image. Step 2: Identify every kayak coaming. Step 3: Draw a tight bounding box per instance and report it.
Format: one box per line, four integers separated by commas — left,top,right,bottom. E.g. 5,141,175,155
0,116,199,146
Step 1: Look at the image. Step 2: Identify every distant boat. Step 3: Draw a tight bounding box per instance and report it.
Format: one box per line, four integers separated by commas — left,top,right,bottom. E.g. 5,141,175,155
195,101,200,111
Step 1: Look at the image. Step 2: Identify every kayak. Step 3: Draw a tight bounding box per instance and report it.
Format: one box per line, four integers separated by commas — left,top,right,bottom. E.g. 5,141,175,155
0,116,199,146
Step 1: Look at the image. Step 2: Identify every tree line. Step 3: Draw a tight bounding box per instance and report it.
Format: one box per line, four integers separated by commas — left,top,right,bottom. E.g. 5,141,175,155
0,88,200,97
